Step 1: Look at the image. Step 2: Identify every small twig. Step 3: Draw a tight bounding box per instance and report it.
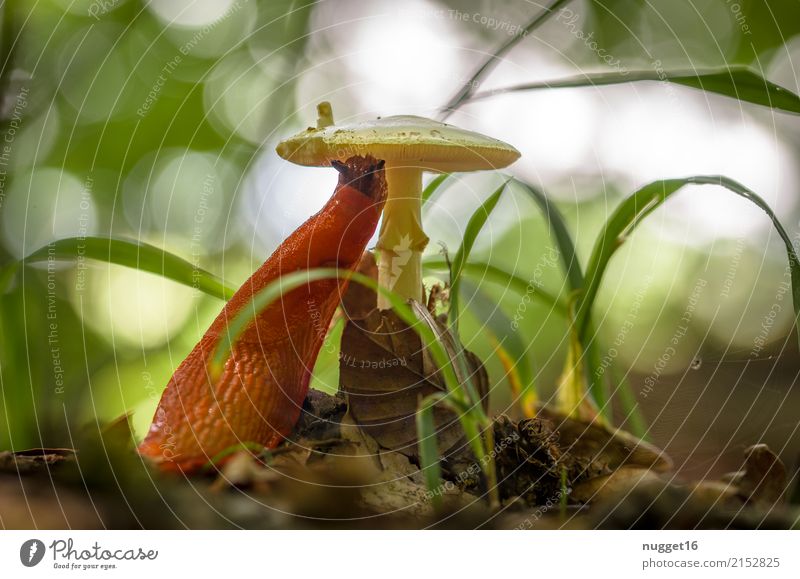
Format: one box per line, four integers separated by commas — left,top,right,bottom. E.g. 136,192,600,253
438,0,574,120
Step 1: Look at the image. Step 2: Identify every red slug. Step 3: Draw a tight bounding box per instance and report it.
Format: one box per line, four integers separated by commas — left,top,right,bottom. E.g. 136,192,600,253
138,156,387,473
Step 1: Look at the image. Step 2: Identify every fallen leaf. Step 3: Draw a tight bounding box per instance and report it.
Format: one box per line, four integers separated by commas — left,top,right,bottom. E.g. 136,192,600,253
340,305,487,460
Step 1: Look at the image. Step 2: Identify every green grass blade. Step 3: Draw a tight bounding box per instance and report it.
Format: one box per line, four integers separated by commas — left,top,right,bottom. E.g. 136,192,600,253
449,181,509,327
421,173,451,206
424,259,565,314
511,178,584,291
410,300,483,415
467,67,800,115
512,178,607,411
417,393,488,506
19,236,235,300
417,392,447,507
438,0,574,118
461,280,537,411
456,405,489,468
584,328,609,421
575,176,800,356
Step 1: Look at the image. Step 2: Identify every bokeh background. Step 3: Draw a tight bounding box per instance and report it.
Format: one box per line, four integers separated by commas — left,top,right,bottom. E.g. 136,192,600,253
1,0,800,486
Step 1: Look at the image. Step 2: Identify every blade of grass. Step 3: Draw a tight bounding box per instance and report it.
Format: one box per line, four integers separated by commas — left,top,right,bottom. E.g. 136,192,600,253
444,180,511,447
584,328,610,421
438,0,574,119
309,314,345,395
450,180,510,329
409,301,496,507
417,392,448,508
557,322,591,420
467,67,800,115
17,236,235,300
421,173,451,206
424,259,565,314
512,177,608,412
575,175,800,354
409,300,496,503
461,279,537,413
511,177,584,291
411,300,483,412
409,301,499,505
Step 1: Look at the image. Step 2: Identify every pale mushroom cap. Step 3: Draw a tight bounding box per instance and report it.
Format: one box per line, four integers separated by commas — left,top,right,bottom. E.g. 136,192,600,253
276,114,520,172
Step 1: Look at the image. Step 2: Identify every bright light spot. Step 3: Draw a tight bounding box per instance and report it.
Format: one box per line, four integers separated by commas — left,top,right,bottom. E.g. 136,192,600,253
78,266,196,349
599,89,797,244
1,168,98,259
295,61,363,126
241,148,370,261
146,0,237,28
450,50,600,188
3,105,60,171
204,51,290,143
123,149,239,253
474,90,598,185
241,148,338,253
160,0,256,58
423,172,519,258
57,24,136,123
306,0,465,114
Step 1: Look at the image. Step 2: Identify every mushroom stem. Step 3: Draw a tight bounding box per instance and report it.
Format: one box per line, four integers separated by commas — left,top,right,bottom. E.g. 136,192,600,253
375,163,429,308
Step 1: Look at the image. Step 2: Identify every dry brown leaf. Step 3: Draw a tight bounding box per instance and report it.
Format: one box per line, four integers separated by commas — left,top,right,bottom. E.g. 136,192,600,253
340,304,487,460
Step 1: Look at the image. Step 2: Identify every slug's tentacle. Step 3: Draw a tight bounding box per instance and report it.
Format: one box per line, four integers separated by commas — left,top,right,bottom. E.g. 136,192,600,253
138,156,387,472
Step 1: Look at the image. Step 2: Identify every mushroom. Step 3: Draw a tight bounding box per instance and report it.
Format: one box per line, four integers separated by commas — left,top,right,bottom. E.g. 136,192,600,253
276,102,520,308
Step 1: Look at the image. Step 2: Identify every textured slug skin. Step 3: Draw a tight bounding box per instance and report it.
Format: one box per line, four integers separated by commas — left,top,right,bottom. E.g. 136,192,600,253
138,156,387,473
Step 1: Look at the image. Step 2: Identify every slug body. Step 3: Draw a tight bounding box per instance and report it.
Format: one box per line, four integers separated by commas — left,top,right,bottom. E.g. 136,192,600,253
138,156,387,472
